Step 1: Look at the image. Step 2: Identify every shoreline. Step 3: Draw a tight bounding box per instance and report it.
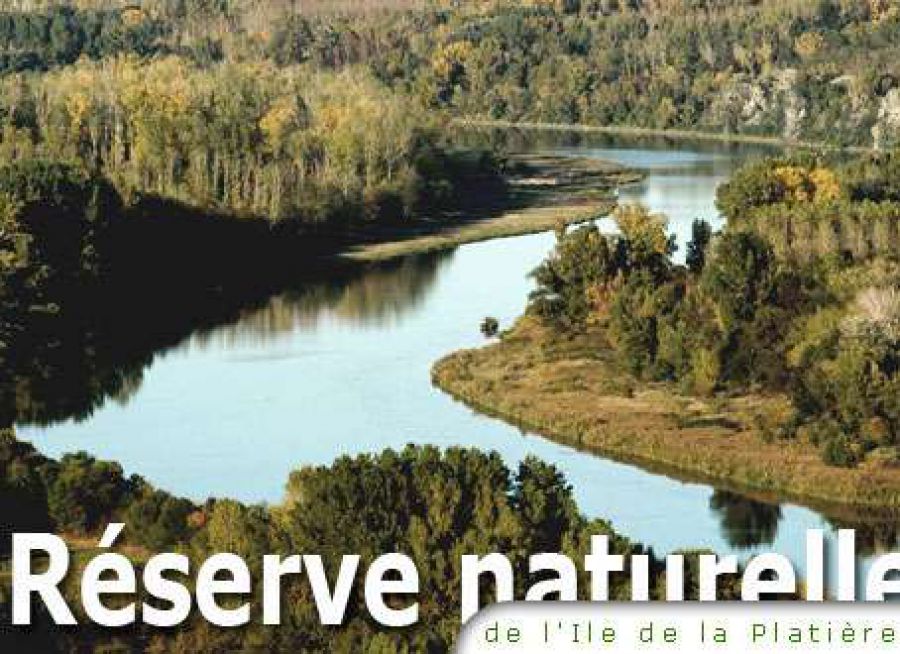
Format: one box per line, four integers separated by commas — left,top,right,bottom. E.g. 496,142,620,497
339,200,615,262
454,118,875,154
431,320,900,516
339,154,640,263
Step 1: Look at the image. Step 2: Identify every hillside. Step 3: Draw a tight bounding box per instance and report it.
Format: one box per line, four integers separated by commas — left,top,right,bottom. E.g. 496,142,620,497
2,1,899,146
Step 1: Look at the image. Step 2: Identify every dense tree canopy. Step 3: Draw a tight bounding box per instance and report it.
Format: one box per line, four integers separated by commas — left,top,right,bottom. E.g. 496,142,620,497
4,1,900,146
0,58,504,226
1,4,897,652
528,152,900,467
2,440,732,652
0,5,166,73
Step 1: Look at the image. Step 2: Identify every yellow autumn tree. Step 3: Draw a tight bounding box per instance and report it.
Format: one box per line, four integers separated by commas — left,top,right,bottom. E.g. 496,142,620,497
775,166,843,204
614,204,672,257
261,96,302,157
808,168,843,203
794,31,825,59
432,41,472,81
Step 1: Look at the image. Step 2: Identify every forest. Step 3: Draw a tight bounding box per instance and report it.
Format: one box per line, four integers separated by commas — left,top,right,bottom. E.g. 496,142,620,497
0,433,750,652
0,58,505,225
526,151,899,468
0,0,899,237
3,0,900,148
2,1,900,652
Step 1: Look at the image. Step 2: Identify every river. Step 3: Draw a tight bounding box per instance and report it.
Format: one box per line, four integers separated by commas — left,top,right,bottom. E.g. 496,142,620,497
19,134,892,580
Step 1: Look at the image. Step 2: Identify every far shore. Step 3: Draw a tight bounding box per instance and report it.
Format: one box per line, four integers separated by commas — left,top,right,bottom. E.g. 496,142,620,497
453,117,875,154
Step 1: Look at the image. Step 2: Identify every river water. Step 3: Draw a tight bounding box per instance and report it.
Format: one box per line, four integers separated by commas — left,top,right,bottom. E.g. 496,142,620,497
20,135,891,579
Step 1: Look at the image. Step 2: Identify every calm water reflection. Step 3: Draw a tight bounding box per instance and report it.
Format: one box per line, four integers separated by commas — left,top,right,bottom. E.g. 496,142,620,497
709,491,783,550
18,135,898,582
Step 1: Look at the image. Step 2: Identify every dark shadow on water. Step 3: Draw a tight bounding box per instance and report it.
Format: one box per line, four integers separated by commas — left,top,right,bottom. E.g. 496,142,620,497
827,518,900,558
2,240,452,429
190,250,453,351
454,125,784,162
709,489,783,550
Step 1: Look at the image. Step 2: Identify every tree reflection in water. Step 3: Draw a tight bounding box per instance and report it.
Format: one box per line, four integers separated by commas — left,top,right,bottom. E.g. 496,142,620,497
709,489,783,550
190,251,452,350
828,518,900,557
2,250,451,430
710,489,900,555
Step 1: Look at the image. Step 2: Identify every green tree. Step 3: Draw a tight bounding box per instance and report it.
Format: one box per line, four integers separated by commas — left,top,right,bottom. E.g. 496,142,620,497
41,451,132,533
686,219,713,275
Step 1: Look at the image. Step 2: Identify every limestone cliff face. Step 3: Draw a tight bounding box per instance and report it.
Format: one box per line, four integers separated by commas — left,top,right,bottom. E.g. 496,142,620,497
829,74,871,129
873,88,900,151
707,70,806,141
776,69,807,142
708,69,900,148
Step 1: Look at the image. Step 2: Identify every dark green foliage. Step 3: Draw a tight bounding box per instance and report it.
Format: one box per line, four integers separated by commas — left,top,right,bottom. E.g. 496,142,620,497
40,451,133,533
266,446,654,650
686,219,712,275
384,0,900,146
793,297,900,461
480,316,499,337
3,2,900,147
0,435,747,651
700,235,813,386
844,151,900,203
407,145,508,217
529,224,623,327
0,160,123,287
197,499,273,565
715,154,900,263
0,431,199,548
655,287,722,389
122,484,197,551
0,156,473,429
820,426,862,468
608,272,663,378
701,231,776,329
0,428,52,554
526,152,899,465
0,71,507,229
0,6,166,73
716,160,790,222
0,161,128,426
513,456,582,553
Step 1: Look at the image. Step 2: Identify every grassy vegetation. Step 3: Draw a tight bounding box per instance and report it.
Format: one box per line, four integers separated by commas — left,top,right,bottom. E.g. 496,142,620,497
431,150,900,511
342,154,640,262
432,316,900,511
342,202,610,261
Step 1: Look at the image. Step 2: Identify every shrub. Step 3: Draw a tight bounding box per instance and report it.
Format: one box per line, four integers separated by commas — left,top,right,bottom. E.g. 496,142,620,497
41,451,133,533
529,224,621,327
122,485,197,550
819,426,861,468
480,316,499,338
686,219,713,275
608,273,659,378
689,347,720,397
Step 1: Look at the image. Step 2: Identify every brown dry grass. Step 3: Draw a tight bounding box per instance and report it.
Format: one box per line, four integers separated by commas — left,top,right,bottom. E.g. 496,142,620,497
342,155,638,262
432,316,900,512
342,201,615,262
